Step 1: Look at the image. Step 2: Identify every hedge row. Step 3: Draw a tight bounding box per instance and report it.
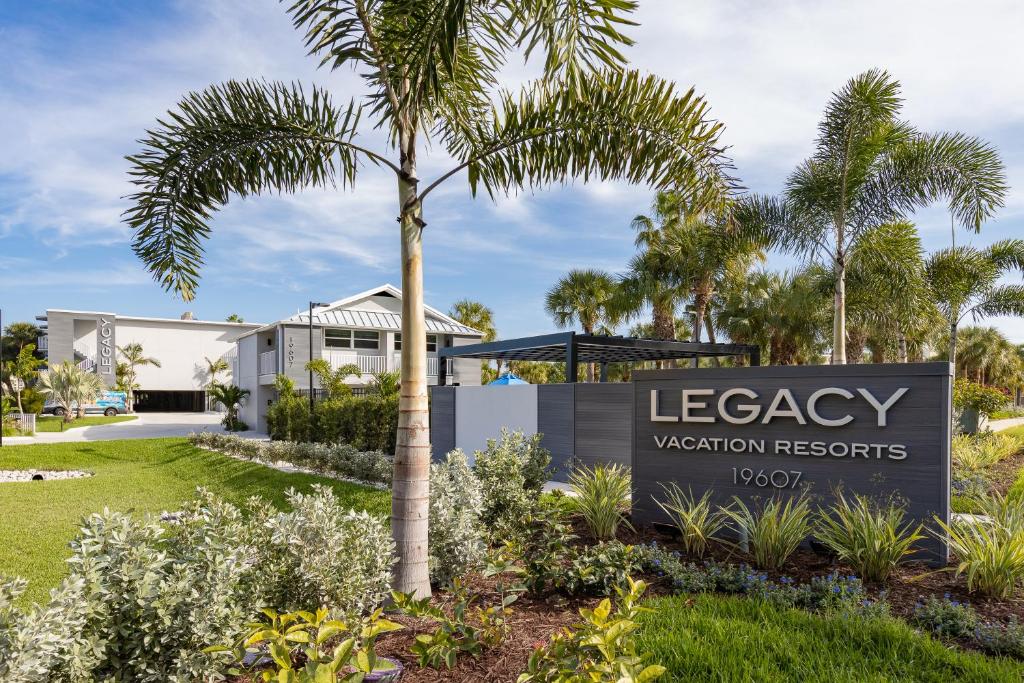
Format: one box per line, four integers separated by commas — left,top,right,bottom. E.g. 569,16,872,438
266,394,399,454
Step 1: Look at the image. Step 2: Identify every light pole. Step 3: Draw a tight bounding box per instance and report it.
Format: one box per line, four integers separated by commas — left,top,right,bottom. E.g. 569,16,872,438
308,300,330,412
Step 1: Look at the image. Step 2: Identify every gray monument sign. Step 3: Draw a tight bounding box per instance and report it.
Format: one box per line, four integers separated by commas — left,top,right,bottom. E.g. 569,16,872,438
632,363,952,561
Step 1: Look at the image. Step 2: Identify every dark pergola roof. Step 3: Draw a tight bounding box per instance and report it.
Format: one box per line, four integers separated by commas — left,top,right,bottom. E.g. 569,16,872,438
437,332,759,384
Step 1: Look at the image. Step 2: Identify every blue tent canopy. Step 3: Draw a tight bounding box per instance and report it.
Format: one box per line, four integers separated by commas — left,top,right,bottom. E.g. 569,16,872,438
488,372,529,385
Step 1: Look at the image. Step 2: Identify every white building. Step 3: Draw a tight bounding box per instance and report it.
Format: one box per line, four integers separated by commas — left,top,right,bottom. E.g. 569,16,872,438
235,284,484,433
37,309,261,411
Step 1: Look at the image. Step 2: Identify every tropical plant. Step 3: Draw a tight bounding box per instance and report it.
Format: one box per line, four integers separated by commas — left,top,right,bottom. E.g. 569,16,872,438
203,355,231,388
951,326,1024,390
0,321,42,362
123,0,729,596
724,494,814,570
932,514,1024,598
927,241,1024,374
546,269,619,381
37,361,105,421
740,69,1006,363
813,493,925,582
117,342,161,412
653,483,728,557
953,378,1010,417
208,383,251,430
1,343,44,414
368,369,401,397
569,463,632,542
210,607,402,683
714,269,828,365
474,429,552,538
305,358,360,397
225,313,244,323
429,449,486,586
450,298,499,374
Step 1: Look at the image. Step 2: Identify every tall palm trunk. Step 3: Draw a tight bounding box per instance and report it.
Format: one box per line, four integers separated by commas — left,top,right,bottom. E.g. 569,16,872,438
652,300,675,370
949,322,959,381
691,283,712,368
832,260,847,364
897,333,909,363
393,149,432,598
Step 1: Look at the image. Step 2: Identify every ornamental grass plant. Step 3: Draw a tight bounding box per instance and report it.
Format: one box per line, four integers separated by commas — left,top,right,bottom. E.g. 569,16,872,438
813,493,925,582
569,463,632,542
933,510,1024,599
724,494,813,570
653,484,728,558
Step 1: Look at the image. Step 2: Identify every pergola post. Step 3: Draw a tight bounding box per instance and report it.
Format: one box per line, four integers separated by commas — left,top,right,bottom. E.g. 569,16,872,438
565,332,577,383
749,348,761,367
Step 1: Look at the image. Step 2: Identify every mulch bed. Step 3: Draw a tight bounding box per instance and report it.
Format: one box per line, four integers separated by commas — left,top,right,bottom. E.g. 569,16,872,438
985,449,1024,497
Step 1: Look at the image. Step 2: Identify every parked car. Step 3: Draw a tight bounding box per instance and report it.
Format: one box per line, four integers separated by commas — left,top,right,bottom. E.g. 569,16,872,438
43,390,128,417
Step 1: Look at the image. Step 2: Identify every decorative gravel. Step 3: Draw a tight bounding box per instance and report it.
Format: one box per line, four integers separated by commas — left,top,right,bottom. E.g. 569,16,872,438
0,469,93,483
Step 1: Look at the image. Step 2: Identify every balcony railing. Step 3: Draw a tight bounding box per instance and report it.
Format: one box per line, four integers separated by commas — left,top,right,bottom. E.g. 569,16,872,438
258,350,277,376
392,353,439,376
324,350,387,375
37,335,48,352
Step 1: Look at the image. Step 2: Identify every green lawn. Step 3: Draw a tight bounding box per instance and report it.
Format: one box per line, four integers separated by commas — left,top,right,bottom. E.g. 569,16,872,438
0,437,390,605
638,594,1024,682
34,414,138,432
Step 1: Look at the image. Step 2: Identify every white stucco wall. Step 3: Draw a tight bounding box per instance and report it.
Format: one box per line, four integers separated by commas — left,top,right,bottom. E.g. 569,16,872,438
116,319,253,391
237,333,264,431
454,385,538,463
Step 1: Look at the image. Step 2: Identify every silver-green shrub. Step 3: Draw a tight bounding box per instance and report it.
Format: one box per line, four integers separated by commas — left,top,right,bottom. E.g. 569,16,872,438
429,450,486,586
189,431,392,485
0,486,395,682
473,429,552,538
249,485,395,620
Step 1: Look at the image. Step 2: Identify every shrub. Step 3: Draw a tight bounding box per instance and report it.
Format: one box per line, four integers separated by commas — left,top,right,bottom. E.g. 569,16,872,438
513,507,575,594
723,494,813,570
932,514,1024,598
569,463,632,542
266,392,399,453
518,578,665,683
653,484,728,558
953,379,1009,417
813,493,925,583
975,617,1024,658
189,431,393,485
429,450,486,586
249,486,395,621
474,429,552,538
561,541,638,596
266,393,312,441
912,595,978,639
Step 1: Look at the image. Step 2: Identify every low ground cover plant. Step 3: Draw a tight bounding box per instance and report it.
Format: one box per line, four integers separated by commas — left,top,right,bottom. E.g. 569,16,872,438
190,431,393,485
813,493,925,582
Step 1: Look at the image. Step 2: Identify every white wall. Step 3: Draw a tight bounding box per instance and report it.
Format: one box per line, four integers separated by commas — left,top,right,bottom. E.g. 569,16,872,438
117,319,252,391
454,385,537,463
237,333,264,431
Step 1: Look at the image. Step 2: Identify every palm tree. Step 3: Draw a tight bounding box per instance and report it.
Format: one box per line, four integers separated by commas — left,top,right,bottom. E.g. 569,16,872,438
953,327,1023,389
117,343,161,413
38,361,105,422
225,314,244,323
122,1,728,597
545,269,618,381
449,299,499,375
2,344,44,414
305,358,361,397
715,269,828,365
743,69,1006,364
208,383,251,431
203,356,231,389
368,370,401,398
925,240,1024,374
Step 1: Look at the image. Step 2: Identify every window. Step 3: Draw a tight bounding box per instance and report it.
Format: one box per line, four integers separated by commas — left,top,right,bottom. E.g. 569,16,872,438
324,329,380,350
394,333,437,352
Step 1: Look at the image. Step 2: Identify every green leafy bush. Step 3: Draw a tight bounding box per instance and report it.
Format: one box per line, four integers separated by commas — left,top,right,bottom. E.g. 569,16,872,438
518,578,665,683
653,484,728,558
512,508,575,594
561,541,638,596
190,431,393,485
724,494,813,570
210,606,402,682
813,493,924,582
266,393,313,441
953,379,1009,417
429,450,486,586
266,391,399,453
474,429,552,538
569,463,632,541
912,596,978,639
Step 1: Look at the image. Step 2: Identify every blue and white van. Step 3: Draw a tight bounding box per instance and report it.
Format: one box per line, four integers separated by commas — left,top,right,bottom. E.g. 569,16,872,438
42,390,128,417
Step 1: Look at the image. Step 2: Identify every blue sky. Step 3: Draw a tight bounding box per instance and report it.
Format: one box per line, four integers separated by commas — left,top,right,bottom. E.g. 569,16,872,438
2,0,1023,340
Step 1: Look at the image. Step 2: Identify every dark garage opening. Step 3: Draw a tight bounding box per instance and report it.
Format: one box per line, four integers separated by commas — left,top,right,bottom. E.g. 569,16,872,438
133,390,206,412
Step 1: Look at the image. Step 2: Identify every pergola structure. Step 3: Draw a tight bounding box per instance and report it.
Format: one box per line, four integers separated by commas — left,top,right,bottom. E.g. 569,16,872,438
437,331,760,385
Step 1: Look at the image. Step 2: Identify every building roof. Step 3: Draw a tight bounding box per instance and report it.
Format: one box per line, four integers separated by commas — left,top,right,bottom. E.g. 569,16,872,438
240,284,483,338
38,310,262,329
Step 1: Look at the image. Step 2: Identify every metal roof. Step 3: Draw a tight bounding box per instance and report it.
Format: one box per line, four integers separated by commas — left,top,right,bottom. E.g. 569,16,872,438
290,309,479,335
439,332,760,364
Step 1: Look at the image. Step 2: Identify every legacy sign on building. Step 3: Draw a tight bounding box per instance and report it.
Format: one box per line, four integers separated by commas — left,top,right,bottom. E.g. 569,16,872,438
632,363,952,561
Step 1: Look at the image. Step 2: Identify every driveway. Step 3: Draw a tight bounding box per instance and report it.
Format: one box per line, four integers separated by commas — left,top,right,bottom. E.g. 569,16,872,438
2,412,257,445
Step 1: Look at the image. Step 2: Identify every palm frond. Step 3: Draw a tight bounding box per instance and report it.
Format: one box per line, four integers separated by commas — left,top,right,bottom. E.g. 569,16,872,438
124,80,376,300
973,285,1024,320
